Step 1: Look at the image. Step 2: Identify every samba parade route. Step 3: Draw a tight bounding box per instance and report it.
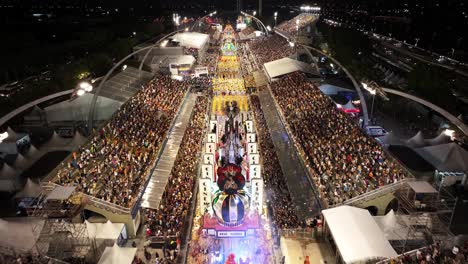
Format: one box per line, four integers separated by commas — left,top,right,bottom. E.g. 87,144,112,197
189,24,276,264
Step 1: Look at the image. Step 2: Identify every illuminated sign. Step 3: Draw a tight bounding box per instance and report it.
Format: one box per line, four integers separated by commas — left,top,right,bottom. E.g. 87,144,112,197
216,231,245,238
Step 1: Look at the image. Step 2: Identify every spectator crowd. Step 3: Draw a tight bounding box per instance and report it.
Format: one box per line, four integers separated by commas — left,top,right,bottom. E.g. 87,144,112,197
269,72,407,207
275,13,318,34
54,75,189,208
247,35,297,67
250,95,300,229
385,241,468,264
144,96,209,260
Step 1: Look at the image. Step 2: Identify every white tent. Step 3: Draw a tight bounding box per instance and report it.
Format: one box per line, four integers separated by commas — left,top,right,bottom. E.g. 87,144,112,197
380,131,403,146
415,143,468,172
341,101,360,113
14,178,42,198
85,220,125,240
0,218,44,252
406,131,426,148
322,205,397,263
264,58,317,82
171,32,209,49
426,132,451,146
98,244,137,264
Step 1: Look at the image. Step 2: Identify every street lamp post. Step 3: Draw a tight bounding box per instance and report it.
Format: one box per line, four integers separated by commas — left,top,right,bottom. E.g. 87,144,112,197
370,89,376,123
274,12,278,27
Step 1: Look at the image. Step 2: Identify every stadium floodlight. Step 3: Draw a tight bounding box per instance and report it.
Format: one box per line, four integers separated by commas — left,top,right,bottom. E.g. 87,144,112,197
77,89,85,96
0,132,8,143
444,129,455,140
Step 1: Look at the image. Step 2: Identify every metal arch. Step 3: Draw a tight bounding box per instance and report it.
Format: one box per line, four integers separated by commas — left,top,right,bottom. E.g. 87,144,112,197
0,90,74,128
138,29,185,72
88,29,184,130
382,88,468,136
241,12,269,37
296,43,370,127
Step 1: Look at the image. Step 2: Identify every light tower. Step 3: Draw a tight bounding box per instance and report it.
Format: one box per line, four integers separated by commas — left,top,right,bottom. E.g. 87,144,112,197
258,0,262,16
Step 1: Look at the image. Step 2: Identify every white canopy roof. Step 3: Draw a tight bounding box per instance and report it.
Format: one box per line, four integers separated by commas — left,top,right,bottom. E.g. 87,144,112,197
0,217,44,252
171,32,209,49
415,143,468,172
264,58,317,80
322,205,397,263
98,244,137,264
46,186,76,200
85,220,124,240
151,55,196,67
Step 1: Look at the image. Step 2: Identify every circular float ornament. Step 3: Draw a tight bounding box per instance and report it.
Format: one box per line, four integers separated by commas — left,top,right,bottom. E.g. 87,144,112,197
212,190,250,226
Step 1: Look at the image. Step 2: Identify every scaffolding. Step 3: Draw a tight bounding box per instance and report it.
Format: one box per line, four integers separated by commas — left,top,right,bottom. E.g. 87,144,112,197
393,181,456,252
29,184,93,263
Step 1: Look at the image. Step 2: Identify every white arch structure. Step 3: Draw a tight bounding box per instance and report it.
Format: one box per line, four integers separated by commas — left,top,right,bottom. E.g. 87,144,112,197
382,88,468,136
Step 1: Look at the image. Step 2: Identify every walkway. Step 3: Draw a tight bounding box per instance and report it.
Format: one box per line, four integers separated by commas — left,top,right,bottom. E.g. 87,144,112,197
140,93,198,209
257,88,321,220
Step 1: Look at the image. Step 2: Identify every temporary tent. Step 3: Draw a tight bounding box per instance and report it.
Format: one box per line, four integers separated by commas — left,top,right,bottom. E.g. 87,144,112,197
171,32,209,49
0,218,44,252
340,101,360,113
322,205,397,263
46,186,76,201
415,143,468,172
319,84,355,96
426,132,451,146
406,131,426,148
98,244,137,264
14,178,42,198
86,220,125,240
380,131,403,146
264,58,318,82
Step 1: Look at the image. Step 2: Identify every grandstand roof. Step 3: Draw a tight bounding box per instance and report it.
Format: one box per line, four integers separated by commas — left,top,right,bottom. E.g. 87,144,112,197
264,58,317,80
322,205,397,263
171,32,209,49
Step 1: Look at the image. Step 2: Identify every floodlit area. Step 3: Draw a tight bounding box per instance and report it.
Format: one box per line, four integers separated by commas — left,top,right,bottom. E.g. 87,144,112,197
1,8,467,264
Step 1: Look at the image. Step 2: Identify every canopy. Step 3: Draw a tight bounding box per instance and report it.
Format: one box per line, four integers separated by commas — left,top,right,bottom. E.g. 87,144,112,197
322,205,397,263
14,178,42,198
381,131,403,146
407,181,438,194
319,84,355,95
415,143,468,172
406,131,426,148
264,58,317,81
46,186,75,200
426,132,451,146
85,220,125,240
340,101,360,113
171,32,209,49
98,244,137,264
374,210,413,241
151,55,196,68
0,217,44,252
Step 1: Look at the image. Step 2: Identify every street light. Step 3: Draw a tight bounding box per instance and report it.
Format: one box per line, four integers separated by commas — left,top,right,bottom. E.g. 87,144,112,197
444,129,455,140
274,11,278,26
253,11,257,16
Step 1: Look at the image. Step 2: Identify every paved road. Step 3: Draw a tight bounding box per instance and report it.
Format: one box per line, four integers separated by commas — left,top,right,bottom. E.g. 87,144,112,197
141,93,198,209
257,89,321,220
